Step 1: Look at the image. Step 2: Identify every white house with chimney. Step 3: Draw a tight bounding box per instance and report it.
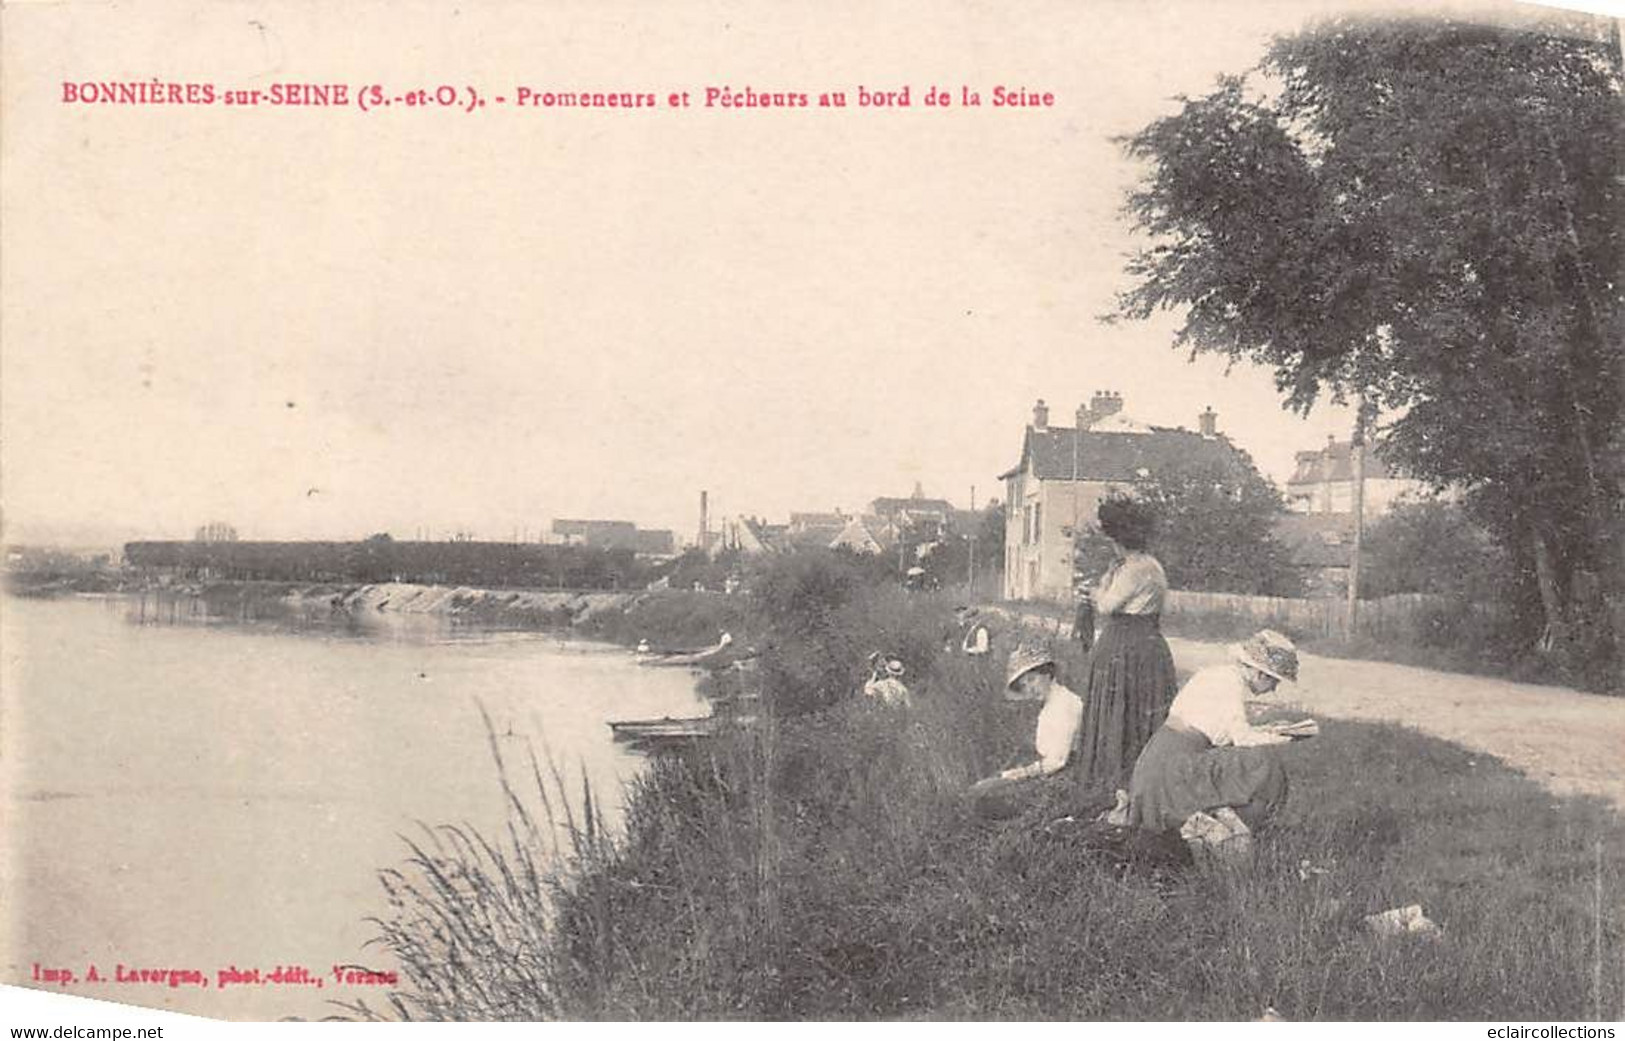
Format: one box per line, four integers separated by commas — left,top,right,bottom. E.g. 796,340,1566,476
999,392,1247,602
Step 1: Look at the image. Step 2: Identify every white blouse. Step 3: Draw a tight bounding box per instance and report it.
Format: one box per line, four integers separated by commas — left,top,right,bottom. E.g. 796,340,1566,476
1166,664,1289,748
1093,553,1167,616
863,676,913,708
1000,683,1084,781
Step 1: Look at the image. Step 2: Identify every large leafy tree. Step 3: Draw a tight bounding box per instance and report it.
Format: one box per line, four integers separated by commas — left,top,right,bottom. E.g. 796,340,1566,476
1362,497,1506,600
1141,458,1301,597
922,501,1006,591
1078,458,1300,597
1114,14,1622,684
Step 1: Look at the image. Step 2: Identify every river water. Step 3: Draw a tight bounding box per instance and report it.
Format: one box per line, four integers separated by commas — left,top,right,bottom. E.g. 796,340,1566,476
0,593,707,1020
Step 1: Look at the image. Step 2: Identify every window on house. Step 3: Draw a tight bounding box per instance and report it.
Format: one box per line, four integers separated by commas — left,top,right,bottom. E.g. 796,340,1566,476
1034,503,1042,542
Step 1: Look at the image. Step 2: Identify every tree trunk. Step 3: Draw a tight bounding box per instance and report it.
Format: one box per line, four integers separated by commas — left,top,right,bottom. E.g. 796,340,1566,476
1347,405,1367,638
1531,525,1567,654
1609,594,1625,693
1539,122,1621,606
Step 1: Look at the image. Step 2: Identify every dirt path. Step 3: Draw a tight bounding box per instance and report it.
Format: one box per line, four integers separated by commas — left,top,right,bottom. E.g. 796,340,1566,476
1009,610,1625,813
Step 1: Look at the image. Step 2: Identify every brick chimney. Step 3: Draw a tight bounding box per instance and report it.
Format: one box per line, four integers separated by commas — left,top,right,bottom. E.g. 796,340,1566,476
1199,406,1218,437
1032,398,1050,431
1090,390,1123,421
1075,403,1090,430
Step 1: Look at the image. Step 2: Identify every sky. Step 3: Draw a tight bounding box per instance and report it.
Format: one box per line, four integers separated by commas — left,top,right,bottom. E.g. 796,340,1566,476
2,0,1613,547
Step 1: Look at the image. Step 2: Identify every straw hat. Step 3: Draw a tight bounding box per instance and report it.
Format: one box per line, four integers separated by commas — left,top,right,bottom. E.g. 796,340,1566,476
1005,643,1056,693
884,659,906,678
1233,629,1299,683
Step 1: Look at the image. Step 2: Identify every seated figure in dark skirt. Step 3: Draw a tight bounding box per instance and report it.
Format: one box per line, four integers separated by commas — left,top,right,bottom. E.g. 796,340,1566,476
1075,495,1178,790
1127,630,1316,865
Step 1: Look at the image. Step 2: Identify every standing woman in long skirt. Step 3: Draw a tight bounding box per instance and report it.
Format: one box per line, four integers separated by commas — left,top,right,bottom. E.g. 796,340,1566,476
1076,495,1178,790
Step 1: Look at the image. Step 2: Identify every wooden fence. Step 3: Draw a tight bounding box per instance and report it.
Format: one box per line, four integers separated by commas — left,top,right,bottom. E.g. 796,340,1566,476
1161,589,1473,642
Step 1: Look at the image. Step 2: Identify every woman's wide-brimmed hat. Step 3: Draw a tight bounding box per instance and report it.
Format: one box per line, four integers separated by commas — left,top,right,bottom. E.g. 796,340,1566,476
1005,643,1055,693
885,659,906,678
1233,629,1299,683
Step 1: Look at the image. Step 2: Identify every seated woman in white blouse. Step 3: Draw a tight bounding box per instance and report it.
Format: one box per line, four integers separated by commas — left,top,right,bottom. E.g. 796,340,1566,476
1127,630,1315,853
967,644,1084,816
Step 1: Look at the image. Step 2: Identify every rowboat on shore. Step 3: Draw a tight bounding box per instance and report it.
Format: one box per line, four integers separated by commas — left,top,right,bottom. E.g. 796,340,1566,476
608,711,757,748
636,632,746,668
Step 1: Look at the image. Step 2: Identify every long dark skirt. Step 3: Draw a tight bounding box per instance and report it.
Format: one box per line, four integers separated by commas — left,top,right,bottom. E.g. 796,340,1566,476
1075,613,1177,789
1128,725,1288,833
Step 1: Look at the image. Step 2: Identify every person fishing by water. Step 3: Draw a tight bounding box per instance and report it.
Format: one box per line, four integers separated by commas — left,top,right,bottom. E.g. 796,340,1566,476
862,653,913,708
1125,630,1317,866
1075,495,1178,791
952,605,993,656
967,644,1084,817
1071,583,1095,652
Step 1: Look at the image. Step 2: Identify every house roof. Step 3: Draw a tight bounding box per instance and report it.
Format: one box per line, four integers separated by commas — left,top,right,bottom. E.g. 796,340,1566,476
552,518,637,536
1273,513,1356,568
831,517,884,554
1287,440,1403,486
869,496,955,517
998,425,1246,482
775,525,844,550
633,530,676,555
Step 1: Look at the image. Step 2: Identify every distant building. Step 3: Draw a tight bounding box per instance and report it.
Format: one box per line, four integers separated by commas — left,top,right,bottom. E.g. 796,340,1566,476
550,519,639,550
1286,437,1427,518
999,393,1249,602
950,508,988,536
633,529,676,557
869,484,955,529
712,490,970,560
1272,513,1355,597
830,516,886,555
713,516,775,556
783,511,849,549
194,522,239,543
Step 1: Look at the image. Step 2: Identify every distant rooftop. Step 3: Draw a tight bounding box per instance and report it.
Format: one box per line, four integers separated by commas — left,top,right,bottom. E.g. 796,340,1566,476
999,393,1239,482
1288,439,1403,486
1273,512,1356,568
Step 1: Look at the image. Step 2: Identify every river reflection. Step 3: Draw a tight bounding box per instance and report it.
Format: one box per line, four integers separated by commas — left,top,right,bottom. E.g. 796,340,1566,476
1,593,705,1019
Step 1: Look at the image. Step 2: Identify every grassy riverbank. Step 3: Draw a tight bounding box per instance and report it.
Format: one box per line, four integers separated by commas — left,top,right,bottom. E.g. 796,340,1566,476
360,552,1624,1021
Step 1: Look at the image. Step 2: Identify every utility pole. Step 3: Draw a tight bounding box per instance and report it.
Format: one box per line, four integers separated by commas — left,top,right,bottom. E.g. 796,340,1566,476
967,484,976,594
1072,415,1081,595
